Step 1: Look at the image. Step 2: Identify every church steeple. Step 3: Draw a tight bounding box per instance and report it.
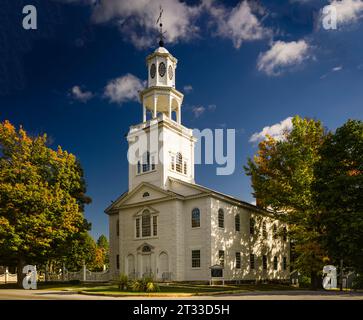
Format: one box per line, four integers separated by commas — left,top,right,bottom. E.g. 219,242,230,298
139,9,184,124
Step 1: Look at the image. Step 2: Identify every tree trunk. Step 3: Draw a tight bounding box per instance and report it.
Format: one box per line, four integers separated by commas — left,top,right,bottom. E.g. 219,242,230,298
310,271,322,290
16,257,26,288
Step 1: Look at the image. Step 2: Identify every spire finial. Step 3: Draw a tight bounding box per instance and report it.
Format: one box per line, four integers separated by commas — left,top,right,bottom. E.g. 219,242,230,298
156,5,165,47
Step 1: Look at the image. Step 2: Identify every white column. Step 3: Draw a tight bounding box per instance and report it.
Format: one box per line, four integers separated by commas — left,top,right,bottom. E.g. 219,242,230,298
153,95,157,118
143,105,146,122
169,96,172,119
177,105,181,124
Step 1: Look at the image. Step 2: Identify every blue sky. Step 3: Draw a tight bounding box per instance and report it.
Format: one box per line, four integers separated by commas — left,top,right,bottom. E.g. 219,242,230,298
1,0,362,240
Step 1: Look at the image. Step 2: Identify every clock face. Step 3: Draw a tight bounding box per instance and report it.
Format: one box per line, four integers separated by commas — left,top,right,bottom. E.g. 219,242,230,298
168,65,173,80
158,62,166,77
150,64,156,79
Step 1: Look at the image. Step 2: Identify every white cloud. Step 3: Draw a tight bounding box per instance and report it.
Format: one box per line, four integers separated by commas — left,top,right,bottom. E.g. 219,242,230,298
321,0,363,26
320,65,343,79
192,106,206,118
208,104,217,111
257,40,310,76
183,85,193,93
249,117,293,143
104,74,145,104
332,65,343,71
90,0,201,49
204,0,271,49
70,85,93,103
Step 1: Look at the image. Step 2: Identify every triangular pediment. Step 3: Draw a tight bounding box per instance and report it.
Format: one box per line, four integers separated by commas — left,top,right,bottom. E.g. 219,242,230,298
105,182,183,214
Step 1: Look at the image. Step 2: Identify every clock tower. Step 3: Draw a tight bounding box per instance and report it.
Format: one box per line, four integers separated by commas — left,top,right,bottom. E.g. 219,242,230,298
140,45,184,123
127,41,195,191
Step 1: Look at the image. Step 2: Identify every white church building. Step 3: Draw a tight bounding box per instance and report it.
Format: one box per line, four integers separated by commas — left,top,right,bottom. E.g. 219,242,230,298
105,42,290,283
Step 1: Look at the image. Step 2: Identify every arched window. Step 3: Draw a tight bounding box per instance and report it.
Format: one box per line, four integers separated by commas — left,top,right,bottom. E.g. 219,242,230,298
142,192,150,198
176,152,183,173
235,214,240,232
218,209,224,228
273,224,277,239
191,208,200,228
273,256,278,270
142,210,151,237
142,245,151,253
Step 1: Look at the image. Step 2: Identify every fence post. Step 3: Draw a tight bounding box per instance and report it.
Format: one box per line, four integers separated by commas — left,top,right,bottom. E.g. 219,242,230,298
82,263,86,282
62,263,66,282
5,267,9,284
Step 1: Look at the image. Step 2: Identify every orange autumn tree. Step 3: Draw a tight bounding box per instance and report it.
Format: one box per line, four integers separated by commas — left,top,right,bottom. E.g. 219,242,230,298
0,120,91,286
245,116,328,289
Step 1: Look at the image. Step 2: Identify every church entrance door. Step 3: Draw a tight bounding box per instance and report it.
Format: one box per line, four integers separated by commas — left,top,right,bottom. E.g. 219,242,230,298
142,254,152,277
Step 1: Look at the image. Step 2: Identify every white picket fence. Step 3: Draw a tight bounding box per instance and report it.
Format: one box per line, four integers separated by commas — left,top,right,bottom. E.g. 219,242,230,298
0,268,17,284
0,266,110,283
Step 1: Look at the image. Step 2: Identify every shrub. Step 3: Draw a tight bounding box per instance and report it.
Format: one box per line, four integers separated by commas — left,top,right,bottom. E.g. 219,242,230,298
130,276,160,292
131,279,143,292
352,274,363,289
146,281,160,292
116,274,129,291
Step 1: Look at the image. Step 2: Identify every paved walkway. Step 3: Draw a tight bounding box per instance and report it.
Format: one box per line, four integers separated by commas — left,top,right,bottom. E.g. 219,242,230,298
0,289,362,300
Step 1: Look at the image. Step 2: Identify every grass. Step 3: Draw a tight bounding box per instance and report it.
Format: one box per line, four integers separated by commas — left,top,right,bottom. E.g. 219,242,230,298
75,282,304,296
0,281,305,296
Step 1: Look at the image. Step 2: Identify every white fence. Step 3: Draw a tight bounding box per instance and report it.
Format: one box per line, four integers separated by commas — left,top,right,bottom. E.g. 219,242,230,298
0,266,110,283
0,268,17,284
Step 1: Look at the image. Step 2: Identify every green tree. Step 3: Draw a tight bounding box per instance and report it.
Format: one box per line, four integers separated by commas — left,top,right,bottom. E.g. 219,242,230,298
97,234,109,268
62,232,97,272
245,116,327,288
0,120,91,286
314,119,363,273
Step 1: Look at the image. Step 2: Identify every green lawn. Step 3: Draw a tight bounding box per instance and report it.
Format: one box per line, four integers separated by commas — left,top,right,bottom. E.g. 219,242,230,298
0,282,304,296
76,283,303,296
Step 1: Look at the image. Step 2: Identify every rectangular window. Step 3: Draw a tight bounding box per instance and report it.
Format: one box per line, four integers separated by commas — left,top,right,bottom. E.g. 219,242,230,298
142,214,151,237
235,214,240,232
218,250,225,267
116,219,119,237
137,161,141,174
283,257,287,271
273,256,278,270
192,250,201,268
250,218,255,236
250,254,255,270
116,255,120,270
235,252,241,269
153,216,157,236
136,218,140,238
183,161,187,175
191,209,200,228
263,255,267,270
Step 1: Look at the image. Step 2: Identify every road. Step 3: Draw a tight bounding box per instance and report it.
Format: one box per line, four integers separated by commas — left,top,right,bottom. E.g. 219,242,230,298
0,289,362,300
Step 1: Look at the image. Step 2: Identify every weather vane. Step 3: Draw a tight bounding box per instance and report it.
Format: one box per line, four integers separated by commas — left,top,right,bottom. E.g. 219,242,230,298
156,5,166,47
